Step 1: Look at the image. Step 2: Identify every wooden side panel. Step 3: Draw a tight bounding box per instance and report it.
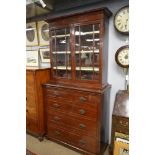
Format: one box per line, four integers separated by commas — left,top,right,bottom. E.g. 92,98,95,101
35,69,51,135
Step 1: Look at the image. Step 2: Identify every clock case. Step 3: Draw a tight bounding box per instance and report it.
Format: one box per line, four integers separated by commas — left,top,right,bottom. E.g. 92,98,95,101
115,45,129,68
113,5,129,35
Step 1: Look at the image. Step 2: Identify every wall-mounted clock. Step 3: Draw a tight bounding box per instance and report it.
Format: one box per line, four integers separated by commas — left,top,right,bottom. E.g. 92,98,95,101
115,45,129,68
114,6,129,34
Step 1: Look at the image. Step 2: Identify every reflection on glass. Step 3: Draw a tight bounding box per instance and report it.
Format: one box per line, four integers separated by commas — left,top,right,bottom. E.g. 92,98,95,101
81,71,93,80
51,28,71,79
75,24,100,80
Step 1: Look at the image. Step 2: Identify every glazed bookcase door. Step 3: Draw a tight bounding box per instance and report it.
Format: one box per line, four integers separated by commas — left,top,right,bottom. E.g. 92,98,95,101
75,23,100,80
50,23,101,82
51,28,72,79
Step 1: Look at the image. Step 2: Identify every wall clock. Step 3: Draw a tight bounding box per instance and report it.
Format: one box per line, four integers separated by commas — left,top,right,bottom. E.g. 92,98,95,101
26,22,38,46
37,21,49,46
114,6,129,34
115,45,129,68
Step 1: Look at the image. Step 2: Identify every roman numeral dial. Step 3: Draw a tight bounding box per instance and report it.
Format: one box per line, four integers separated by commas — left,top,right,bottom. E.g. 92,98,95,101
114,6,129,34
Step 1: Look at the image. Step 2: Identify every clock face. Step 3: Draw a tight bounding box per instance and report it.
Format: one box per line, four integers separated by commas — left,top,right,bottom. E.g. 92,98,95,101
115,45,129,68
114,6,129,34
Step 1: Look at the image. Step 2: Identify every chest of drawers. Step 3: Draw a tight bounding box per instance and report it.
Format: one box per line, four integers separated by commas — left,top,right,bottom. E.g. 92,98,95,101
26,67,50,139
43,83,110,155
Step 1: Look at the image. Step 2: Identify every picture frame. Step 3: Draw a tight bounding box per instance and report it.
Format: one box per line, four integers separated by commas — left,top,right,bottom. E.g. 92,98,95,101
114,140,129,155
26,22,38,46
37,21,49,46
26,50,39,66
40,48,50,63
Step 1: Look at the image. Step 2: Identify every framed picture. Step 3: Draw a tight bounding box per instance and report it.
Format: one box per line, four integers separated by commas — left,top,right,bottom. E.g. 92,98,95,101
26,22,38,46
114,140,129,155
37,21,49,46
40,48,50,63
26,50,39,66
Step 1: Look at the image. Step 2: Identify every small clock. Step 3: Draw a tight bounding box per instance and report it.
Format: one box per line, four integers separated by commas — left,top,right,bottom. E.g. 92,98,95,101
115,45,129,68
114,6,129,34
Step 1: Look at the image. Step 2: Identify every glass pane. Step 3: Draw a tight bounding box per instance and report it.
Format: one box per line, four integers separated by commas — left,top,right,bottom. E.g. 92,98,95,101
81,71,93,80
94,71,99,80
57,54,65,66
75,24,100,80
51,28,71,79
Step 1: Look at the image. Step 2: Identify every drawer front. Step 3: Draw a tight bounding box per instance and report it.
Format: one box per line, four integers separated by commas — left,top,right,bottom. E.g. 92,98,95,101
45,87,100,109
47,99,97,121
47,124,98,154
47,99,73,113
47,110,97,137
46,96,98,113
72,105,97,121
45,88,73,100
26,117,38,133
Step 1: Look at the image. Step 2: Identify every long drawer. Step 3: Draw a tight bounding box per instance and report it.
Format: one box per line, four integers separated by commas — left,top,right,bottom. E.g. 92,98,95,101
45,87,100,109
47,109,97,137
47,100,97,121
46,99,73,113
46,96,98,112
47,124,98,154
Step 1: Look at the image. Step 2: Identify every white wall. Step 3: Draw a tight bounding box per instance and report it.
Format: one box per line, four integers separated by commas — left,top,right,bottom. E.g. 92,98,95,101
102,0,129,143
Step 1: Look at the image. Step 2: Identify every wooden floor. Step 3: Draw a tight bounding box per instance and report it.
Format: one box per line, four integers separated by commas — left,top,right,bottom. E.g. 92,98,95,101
26,134,110,155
